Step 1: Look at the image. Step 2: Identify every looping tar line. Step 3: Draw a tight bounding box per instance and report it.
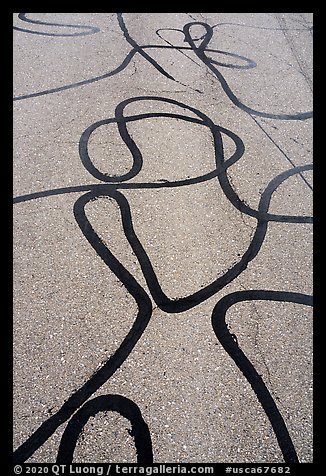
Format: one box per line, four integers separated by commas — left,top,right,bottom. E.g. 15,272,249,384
13,14,313,464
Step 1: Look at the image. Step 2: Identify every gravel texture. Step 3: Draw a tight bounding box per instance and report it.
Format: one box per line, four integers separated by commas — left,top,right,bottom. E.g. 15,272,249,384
13,12,313,464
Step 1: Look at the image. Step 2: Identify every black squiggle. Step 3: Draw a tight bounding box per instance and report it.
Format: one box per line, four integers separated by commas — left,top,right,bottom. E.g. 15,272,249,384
13,96,313,463
156,27,257,70
202,21,312,33
182,22,312,121
13,223,152,463
13,50,138,101
76,97,313,314
211,290,313,463
13,12,100,37
13,93,313,303
13,13,313,124
56,394,153,463
116,13,175,81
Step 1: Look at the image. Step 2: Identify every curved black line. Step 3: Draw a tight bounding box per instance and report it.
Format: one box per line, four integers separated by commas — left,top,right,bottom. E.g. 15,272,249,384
77,95,313,221
12,169,220,204
13,193,153,463
13,96,313,463
12,43,255,102
56,394,153,463
210,22,312,33
219,162,313,223
116,13,175,81
74,96,313,313
14,96,313,234
14,13,313,124
156,28,257,70
208,51,256,69
71,98,313,316
14,96,313,224
13,12,100,37
78,108,216,183
182,22,313,121
13,164,313,225
211,290,313,463
13,50,137,101
89,163,310,315
13,184,96,204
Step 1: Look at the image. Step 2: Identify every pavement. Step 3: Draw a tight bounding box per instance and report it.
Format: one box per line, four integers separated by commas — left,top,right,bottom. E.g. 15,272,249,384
13,13,313,464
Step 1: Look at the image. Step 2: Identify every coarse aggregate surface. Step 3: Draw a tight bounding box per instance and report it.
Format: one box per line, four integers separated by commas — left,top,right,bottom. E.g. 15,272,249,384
13,12,313,464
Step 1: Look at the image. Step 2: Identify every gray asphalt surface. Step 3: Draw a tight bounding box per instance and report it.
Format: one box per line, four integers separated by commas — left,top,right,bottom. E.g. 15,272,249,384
13,13,313,464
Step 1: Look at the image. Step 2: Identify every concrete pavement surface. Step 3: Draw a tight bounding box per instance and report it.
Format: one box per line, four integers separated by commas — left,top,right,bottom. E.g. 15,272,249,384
13,13,313,464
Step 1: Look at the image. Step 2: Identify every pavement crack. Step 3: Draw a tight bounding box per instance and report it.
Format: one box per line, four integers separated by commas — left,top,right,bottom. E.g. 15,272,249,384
226,170,257,236
131,59,137,76
274,13,313,94
185,13,198,22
